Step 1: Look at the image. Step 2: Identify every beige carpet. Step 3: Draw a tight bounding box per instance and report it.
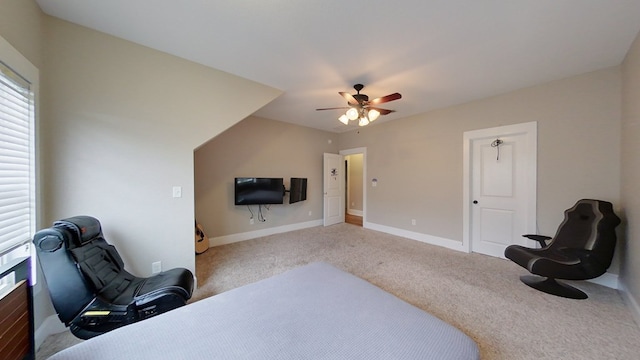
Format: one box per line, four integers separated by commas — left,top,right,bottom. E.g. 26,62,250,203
38,224,640,359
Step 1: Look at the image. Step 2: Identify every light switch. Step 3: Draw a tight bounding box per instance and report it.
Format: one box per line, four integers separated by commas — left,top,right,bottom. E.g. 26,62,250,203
172,186,182,198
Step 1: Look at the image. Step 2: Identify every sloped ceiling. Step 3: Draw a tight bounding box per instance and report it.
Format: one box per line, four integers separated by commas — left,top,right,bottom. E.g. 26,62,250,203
36,0,640,132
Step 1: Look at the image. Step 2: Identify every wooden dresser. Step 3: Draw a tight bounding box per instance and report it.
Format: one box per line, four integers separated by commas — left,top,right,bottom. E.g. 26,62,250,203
0,258,34,360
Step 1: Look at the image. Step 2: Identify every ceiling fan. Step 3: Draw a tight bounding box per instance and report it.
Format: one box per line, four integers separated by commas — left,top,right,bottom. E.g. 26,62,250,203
316,84,402,126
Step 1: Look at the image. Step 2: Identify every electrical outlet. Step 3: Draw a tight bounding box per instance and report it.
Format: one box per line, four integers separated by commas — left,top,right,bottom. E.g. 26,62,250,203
152,261,161,274
411,219,416,226
250,218,255,225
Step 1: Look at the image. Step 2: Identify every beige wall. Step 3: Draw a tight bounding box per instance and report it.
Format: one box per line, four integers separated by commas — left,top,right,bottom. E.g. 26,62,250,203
2,1,281,336
196,68,623,274
621,30,640,315
40,17,281,277
3,0,639,337
0,0,43,69
195,116,337,240
346,154,364,213
338,68,621,259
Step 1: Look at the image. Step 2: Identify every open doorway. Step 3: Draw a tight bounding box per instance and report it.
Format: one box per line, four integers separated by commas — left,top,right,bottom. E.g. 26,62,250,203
323,147,366,227
342,148,365,227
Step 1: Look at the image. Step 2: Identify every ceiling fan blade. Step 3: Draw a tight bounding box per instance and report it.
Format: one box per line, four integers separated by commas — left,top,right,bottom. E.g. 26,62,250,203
369,93,402,105
368,107,395,115
339,92,360,105
316,107,350,111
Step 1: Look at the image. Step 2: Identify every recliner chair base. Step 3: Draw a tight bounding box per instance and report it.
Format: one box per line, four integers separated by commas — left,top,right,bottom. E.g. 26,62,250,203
68,292,189,339
520,275,588,300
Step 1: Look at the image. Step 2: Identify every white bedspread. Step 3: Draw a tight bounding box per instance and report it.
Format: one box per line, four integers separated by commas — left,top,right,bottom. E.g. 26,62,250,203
49,262,479,359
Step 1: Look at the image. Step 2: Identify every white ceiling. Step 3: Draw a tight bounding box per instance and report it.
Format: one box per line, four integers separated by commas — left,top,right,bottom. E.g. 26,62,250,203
36,0,640,133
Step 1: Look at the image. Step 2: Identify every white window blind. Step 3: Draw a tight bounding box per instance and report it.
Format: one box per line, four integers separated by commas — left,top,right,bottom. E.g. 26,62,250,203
0,60,35,256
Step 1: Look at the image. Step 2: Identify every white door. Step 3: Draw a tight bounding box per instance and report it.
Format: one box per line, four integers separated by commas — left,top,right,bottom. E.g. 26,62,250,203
324,153,344,226
464,122,537,258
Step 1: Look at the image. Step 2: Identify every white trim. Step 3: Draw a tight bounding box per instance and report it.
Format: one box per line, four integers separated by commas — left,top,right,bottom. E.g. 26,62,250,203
347,209,363,216
210,220,322,246
619,282,640,329
345,156,352,214
0,35,40,284
364,221,621,293
339,148,366,224
463,121,538,253
0,36,38,82
34,314,66,351
364,221,467,252
586,272,619,289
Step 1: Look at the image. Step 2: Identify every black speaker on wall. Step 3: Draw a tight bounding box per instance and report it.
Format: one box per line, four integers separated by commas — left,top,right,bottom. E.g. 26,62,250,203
289,178,307,204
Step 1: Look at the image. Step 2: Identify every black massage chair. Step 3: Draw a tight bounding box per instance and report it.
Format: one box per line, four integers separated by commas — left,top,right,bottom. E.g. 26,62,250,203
34,216,194,339
504,199,621,299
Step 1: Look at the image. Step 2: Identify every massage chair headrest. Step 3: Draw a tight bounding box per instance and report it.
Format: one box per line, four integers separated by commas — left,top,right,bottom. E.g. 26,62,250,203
33,228,67,252
53,215,103,246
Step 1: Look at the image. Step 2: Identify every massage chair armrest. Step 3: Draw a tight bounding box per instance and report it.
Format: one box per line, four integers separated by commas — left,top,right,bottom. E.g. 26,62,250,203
522,234,552,247
70,291,187,339
558,247,593,260
69,297,134,339
134,268,194,306
557,247,610,276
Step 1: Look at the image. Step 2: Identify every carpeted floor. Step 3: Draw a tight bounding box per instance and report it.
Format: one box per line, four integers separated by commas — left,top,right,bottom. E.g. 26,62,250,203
38,223,640,359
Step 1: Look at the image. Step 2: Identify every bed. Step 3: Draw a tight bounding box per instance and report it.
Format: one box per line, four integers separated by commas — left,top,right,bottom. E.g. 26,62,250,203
49,262,479,359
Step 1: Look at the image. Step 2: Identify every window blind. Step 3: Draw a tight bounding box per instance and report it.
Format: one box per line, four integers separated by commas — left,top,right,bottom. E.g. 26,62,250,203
0,61,35,256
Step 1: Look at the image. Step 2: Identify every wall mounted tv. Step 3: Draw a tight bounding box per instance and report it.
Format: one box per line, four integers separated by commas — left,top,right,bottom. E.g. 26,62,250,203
234,177,284,205
289,178,307,204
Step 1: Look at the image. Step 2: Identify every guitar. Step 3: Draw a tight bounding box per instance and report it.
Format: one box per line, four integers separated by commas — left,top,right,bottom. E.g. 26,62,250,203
195,221,209,254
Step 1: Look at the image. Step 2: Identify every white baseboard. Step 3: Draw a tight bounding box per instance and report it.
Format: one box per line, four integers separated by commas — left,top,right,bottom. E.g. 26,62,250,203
210,220,323,246
619,282,640,329
35,314,66,351
587,272,619,289
364,221,467,252
364,221,621,291
347,209,363,216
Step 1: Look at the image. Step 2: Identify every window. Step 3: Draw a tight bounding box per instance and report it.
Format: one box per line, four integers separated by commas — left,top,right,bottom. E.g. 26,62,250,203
0,36,38,291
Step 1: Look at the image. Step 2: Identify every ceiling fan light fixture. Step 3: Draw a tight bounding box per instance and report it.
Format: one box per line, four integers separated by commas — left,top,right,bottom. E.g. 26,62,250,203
320,84,401,127
346,107,359,121
367,109,380,121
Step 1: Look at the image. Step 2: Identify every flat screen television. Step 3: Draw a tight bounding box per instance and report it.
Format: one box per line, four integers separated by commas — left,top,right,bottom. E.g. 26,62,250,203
234,177,284,205
289,178,307,204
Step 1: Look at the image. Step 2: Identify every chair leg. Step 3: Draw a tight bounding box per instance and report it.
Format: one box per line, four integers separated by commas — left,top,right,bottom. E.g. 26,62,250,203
519,275,588,299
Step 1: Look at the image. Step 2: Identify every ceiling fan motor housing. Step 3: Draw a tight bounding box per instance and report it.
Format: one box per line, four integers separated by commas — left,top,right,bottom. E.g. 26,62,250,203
353,94,369,104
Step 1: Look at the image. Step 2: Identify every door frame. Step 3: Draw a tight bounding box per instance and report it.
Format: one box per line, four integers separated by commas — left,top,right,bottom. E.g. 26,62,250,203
462,122,538,253
340,147,367,225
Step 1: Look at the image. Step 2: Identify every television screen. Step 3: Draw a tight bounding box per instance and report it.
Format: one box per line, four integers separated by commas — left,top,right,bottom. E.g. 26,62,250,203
289,178,307,204
234,177,284,205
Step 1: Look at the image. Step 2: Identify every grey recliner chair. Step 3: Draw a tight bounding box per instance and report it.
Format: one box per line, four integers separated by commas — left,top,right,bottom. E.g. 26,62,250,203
34,216,194,339
504,199,621,299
